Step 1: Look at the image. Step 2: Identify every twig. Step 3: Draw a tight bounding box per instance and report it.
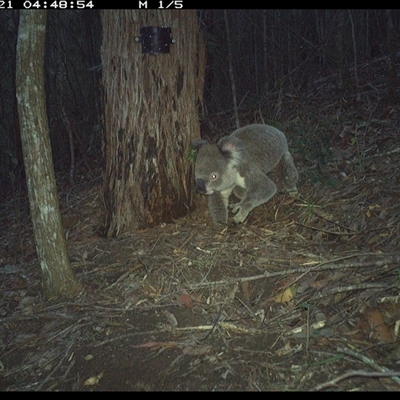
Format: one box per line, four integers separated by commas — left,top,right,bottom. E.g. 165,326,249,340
313,283,392,299
313,370,400,391
95,322,264,347
35,333,78,391
337,346,400,386
295,222,361,236
61,358,75,382
188,253,400,289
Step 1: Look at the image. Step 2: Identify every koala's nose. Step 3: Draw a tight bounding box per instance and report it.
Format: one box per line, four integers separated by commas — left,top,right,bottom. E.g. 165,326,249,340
195,179,206,194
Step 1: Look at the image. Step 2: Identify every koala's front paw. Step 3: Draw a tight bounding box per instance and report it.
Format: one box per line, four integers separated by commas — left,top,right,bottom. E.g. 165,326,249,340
232,199,255,223
232,207,249,224
233,212,247,224
230,201,248,223
229,202,240,213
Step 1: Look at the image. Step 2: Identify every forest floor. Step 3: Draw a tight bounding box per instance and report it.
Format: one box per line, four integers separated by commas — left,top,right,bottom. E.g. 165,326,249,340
1,58,400,391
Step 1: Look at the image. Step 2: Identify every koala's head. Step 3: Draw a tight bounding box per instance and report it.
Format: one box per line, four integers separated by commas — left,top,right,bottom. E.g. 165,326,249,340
191,137,241,195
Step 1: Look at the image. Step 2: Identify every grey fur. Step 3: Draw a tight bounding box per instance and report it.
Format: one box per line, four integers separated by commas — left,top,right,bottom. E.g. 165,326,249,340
192,124,299,224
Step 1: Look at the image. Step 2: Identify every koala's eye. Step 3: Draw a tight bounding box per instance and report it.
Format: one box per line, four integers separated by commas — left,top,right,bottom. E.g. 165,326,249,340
211,173,218,180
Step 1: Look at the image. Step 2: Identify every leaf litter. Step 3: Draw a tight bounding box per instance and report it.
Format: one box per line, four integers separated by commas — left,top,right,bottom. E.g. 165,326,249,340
1,62,400,391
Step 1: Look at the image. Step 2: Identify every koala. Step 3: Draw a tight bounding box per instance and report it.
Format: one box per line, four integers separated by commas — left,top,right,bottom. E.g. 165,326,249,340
192,124,299,225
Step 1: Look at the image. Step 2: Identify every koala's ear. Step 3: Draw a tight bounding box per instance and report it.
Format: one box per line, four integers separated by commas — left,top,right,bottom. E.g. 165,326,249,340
191,138,208,152
218,136,241,155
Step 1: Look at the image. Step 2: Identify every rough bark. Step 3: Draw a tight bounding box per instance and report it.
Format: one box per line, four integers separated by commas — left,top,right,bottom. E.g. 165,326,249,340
16,10,81,299
101,10,205,236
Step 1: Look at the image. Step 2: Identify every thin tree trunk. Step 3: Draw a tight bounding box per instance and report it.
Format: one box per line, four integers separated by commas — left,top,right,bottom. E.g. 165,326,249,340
224,10,240,129
386,9,399,103
348,10,361,101
16,10,81,299
336,10,348,91
262,10,268,92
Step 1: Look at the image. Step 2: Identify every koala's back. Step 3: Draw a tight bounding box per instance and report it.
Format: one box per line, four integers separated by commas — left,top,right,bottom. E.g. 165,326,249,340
229,124,288,173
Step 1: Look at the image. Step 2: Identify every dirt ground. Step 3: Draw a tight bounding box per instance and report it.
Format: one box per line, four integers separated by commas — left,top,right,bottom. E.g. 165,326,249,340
1,67,400,391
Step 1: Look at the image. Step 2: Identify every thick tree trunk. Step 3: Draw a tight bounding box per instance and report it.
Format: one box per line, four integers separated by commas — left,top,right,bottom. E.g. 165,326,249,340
101,10,204,236
16,10,81,299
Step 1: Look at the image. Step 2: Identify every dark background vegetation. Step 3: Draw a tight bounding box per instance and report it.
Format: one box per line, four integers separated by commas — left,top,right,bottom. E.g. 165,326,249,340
0,9,398,201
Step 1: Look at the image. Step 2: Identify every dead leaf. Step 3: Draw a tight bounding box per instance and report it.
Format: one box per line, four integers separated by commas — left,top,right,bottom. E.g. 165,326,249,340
181,293,193,308
163,310,178,327
131,341,179,350
84,372,104,386
366,308,393,343
272,285,296,303
367,234,388,245
276,342,302,356
131,341,161,349
240,281,252,303
366,204,380,218
182,345,211,356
